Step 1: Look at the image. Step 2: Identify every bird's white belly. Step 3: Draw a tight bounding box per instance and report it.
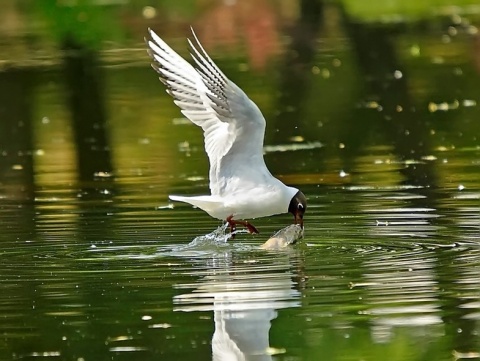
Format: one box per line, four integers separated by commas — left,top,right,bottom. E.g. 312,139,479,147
207,187,288,220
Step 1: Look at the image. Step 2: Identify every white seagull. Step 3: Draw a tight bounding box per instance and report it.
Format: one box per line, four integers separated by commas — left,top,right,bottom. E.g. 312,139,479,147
147,28,306,235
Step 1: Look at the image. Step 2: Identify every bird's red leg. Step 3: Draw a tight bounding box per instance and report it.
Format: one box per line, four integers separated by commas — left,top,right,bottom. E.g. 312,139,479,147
226,215,259,235
226,215,237,238
241,220,259,234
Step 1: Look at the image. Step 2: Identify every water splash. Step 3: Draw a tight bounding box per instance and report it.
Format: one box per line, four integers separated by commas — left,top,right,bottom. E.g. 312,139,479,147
185,223,248,247
165,224,251,257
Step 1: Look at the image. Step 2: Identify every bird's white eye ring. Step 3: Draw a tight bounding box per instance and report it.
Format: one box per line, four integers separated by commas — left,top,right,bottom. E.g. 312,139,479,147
298,204,304,209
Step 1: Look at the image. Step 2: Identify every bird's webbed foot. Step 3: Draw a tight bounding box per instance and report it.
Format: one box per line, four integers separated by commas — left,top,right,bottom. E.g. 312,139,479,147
226,215,259,238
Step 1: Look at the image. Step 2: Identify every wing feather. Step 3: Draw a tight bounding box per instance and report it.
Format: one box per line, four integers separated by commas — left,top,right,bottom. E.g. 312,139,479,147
147,28,267,196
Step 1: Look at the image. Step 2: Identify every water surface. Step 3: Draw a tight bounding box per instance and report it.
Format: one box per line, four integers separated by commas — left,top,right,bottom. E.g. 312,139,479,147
1,2,480,360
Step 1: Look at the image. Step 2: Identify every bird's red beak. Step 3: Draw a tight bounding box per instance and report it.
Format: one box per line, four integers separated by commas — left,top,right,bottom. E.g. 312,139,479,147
294,212,304,229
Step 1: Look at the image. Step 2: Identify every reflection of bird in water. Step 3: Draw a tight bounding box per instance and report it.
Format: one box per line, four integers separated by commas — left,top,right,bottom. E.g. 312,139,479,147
146,29,306,236
173,257,300,361
174,276,300,361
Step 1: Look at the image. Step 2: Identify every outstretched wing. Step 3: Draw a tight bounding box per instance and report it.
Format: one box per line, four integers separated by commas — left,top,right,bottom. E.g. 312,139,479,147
147,28,267,196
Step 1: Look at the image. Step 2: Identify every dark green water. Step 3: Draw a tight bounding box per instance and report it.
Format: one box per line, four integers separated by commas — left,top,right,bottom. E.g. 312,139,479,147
1,1,480,360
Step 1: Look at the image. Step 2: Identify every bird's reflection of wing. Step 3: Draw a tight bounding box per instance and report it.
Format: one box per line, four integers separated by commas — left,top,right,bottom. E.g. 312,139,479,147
212,308,277,361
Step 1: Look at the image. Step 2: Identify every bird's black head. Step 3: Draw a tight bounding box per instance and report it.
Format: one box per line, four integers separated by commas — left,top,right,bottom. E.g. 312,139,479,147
288,190,307,228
